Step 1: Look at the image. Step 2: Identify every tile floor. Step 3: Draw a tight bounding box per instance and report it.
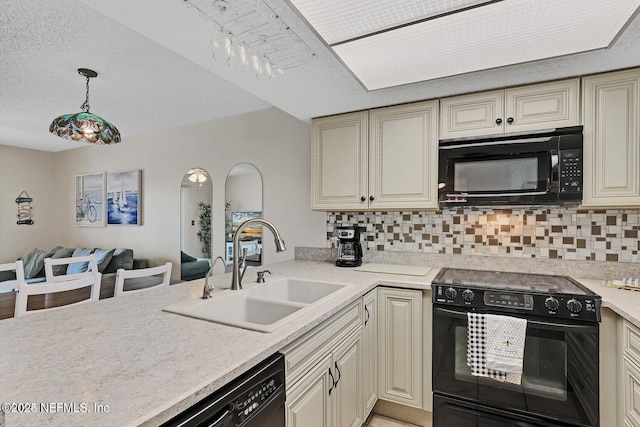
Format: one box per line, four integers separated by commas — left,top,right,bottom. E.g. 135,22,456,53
364,414,423,427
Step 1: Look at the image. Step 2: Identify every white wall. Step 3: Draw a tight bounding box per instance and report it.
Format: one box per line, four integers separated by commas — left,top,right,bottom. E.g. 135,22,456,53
52,107,326,276
180,180,212,257
0,145,57,260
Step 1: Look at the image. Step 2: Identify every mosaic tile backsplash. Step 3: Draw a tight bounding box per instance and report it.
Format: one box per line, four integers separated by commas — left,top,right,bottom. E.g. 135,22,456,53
327,208,640,263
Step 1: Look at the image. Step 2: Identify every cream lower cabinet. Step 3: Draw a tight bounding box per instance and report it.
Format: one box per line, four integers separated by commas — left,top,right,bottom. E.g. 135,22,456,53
440,78,580,139
311,100,439,211
377,287,423,408
362,289,378,417
283,300,364,427
620,319,640,426
582,69,640,207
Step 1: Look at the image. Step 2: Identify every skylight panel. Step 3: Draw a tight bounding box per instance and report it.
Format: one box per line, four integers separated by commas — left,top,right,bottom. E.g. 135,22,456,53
289,0,496,44
328,0,640,90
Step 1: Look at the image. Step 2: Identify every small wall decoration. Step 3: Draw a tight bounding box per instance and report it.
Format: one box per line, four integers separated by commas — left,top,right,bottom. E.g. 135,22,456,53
15,191,34,225
75,172,106,227
107,170,141,226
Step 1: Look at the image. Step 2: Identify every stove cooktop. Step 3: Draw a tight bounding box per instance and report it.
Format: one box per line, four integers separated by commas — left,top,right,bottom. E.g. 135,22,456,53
433,268,594,296
432,268,601,322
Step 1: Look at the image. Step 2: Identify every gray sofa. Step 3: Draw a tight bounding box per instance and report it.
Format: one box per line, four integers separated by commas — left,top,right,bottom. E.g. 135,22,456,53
180,251,210,281
0,246,150,320
0,246,148,284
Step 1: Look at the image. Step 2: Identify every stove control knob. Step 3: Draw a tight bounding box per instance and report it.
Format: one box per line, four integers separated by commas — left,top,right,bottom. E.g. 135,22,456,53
544,297,559,311
444,287,457,300
567,299,583,314
462,289,474,302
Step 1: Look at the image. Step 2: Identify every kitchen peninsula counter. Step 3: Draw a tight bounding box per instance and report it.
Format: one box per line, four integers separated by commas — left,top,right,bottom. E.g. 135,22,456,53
0,260,436,427
1,257,638,427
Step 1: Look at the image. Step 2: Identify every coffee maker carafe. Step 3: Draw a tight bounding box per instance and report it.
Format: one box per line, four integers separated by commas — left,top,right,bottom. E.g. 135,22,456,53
335,226,363,267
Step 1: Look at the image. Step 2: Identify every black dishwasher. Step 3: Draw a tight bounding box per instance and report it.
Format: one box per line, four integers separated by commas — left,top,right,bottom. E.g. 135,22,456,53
161,352,285,427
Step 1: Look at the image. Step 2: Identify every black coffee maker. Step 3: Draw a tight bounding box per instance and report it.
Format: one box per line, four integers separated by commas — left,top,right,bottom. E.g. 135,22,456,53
335,226,363,267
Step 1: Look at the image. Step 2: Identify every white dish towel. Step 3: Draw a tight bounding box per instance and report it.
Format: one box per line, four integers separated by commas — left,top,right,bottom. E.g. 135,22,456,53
467,312,527,385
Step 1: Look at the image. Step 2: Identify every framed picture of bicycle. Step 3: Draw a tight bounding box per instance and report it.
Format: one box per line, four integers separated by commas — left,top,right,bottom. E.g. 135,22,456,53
75,172,106,227
107,170,141,226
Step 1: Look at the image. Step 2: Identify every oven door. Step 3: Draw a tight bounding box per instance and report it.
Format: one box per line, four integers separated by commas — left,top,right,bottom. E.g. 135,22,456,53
438,136,559,205
432,306,599,427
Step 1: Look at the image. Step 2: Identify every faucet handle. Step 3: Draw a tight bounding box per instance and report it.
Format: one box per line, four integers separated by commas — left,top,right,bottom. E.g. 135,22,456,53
256,270,272,283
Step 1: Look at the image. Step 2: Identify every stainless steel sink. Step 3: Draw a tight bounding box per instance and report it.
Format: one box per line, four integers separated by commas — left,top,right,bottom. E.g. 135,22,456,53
164,278,347,333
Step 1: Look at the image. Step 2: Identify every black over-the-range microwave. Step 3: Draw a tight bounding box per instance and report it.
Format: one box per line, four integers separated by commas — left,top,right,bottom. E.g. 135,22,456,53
438,126,583,206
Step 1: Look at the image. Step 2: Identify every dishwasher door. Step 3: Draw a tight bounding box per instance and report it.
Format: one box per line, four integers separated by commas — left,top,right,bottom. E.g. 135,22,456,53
162,353,285,427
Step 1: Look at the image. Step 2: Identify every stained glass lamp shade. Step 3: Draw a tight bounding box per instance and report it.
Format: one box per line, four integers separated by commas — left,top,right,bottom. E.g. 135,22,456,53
49,68,121,145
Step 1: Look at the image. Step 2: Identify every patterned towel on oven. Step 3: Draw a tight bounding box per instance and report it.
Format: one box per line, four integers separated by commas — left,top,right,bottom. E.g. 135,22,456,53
467,312,527,385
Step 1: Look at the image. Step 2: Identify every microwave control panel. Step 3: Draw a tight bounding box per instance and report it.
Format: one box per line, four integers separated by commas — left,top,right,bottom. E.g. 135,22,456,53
559,149,582,194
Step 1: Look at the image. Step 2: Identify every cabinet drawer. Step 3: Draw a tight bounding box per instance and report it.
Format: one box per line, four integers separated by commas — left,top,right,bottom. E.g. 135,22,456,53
282,299,362,387
624,321,640,366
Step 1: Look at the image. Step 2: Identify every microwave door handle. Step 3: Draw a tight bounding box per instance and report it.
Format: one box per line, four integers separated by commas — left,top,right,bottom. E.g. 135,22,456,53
549,149,559,191
447,192,547,197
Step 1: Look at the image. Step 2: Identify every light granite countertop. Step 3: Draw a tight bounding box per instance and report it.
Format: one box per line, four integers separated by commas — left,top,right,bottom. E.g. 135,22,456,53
1,257,639,427
0,259,436,427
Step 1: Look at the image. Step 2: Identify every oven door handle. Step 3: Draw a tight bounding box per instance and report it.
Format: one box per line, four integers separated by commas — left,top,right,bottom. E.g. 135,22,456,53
433,306,598,332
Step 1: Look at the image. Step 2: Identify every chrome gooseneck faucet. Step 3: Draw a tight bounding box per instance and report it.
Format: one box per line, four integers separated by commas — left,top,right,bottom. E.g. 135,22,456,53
231,218,286,290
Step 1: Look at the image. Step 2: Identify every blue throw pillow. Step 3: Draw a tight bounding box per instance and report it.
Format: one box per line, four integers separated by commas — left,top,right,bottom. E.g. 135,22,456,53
66,248,95,275
88,248,116,273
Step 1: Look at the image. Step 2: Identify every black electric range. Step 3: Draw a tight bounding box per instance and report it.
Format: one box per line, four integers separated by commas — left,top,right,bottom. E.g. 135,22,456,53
431,268,601,322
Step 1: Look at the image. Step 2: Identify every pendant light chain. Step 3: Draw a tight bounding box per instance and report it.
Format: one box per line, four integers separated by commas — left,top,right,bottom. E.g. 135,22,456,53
80,75,91,113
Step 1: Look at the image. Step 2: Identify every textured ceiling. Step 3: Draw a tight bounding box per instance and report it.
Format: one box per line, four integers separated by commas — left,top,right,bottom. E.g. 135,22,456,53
3,0,640,152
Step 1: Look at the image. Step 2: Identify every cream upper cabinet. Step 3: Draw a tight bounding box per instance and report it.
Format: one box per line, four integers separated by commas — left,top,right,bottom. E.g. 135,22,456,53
369,101,439,210
311,100,439,211
440,90,504,138
440,79,580,139
378,287,423,408
311,111,368,210
582,68,640,208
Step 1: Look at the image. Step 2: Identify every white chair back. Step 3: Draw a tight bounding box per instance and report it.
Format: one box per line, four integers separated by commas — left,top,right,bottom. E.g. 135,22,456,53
114,262,172,297
44,254,99,283
0,260,26,293
15,273,101,316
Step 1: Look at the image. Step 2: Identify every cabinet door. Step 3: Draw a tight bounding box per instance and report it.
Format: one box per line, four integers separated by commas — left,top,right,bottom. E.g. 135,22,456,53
286,354,333,427
333,329,364,427
378,287,423,408
505,79,580,132
369,100,438,210
440,90,504,139
311,111,368,210
582,69,640,207
623,357,640,427
362,289,378,418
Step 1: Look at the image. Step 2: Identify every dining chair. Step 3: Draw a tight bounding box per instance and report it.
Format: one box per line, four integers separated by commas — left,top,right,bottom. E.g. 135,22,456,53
114,262,172,297
44,254,99,283
14,272,101,316
0,260,26,293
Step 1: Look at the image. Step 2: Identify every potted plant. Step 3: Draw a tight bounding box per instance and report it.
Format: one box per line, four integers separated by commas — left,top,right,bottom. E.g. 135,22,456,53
197,201,211,257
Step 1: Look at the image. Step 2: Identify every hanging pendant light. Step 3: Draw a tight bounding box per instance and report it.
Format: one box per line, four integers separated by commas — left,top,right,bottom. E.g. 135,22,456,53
49,68,121,145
